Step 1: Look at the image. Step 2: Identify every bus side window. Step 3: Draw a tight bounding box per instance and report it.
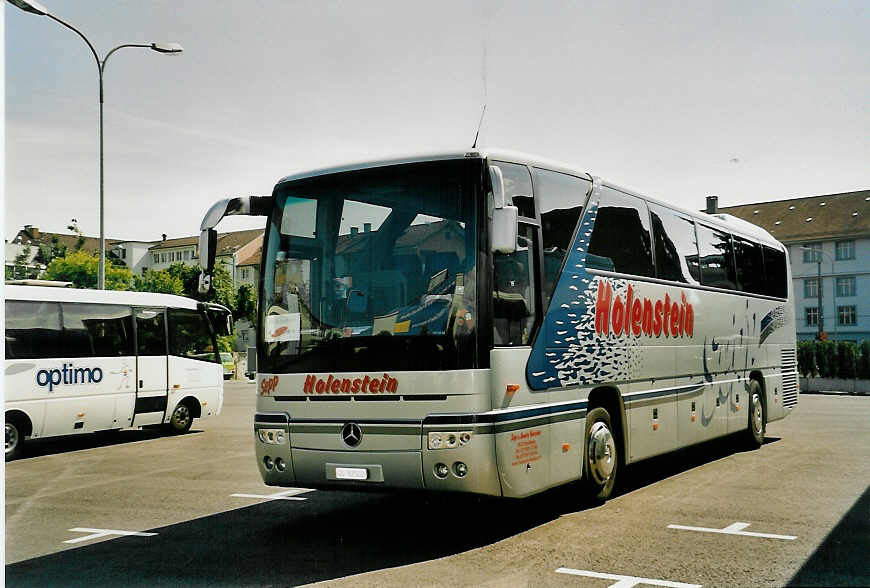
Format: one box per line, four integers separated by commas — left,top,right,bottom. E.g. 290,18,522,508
762,246,788,298
697,224,738,290
493,224,538,346
61,303,134,358
733,237,766,295
649,203,701,285
586,188,654,277
492,161,535,218
535,168,589,311
168,309,220,363
136,308,167,356
5,301,62,359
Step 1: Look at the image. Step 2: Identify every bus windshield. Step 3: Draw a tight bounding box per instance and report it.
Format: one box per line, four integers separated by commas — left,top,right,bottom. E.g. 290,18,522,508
260,158,483,374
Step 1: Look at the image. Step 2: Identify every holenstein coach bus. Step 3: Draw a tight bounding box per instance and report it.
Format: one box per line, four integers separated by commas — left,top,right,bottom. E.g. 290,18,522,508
5,285,232,460
197,149,798,501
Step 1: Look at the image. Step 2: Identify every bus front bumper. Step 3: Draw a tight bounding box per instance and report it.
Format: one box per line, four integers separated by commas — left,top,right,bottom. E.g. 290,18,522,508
254,429,502,496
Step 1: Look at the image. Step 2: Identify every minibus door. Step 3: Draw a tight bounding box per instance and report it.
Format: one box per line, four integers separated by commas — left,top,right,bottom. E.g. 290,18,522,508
133,307,169,427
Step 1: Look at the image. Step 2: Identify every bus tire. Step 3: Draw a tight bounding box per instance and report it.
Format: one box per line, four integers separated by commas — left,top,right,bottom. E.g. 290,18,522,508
166,401,194,435
745,379,765,449
582,407,618,502
5,416,25,461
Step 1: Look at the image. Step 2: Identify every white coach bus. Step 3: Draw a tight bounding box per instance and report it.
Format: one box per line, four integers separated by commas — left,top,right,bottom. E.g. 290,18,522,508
4,285,232,460
196,149,798,501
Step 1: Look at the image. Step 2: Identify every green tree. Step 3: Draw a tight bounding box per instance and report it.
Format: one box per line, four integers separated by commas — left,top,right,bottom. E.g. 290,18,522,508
813,341,828,378
132,269,184,295
798,341,817,377
43,250,131,290
167,262,235,310
11,245,34,279
235,283,257,322
836,341,857,380
34,236,68,267
858,340,870,380
67,218,86,252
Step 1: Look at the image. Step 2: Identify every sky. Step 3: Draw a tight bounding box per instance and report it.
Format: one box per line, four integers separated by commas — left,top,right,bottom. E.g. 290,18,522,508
5,0,869,242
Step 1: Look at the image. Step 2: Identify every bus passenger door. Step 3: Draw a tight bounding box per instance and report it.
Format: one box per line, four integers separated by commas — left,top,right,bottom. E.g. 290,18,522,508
133,308,168,427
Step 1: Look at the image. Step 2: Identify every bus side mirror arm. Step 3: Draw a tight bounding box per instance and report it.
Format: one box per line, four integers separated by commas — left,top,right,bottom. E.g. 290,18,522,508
198,195,273,294
488,165,518,254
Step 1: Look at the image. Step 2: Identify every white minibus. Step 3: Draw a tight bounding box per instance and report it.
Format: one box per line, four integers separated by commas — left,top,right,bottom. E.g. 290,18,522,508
5,285,232,460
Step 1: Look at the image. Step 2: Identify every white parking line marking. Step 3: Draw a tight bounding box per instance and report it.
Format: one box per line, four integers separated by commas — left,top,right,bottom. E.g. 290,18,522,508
64,528,158,544
231,488,314,501
667,521,796,540
556,568,701,588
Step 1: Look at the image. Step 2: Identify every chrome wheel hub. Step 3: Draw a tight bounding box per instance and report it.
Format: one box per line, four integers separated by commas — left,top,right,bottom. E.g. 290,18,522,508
6,423,18,454
172,405,190,428
751,393,763,435
587,421,615,485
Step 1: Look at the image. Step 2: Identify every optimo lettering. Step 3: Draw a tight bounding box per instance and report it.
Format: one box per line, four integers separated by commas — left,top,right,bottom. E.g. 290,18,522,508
37,364,104,392
303,373,399,395
595,282,694,338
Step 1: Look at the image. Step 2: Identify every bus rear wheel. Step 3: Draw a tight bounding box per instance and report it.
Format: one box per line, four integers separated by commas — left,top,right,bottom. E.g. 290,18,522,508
745,379,765,448
6,419,23,461
166,402,193,435
582,407,618,502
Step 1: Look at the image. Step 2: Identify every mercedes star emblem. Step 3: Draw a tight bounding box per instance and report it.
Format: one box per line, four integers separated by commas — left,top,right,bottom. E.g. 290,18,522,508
341,422,362,447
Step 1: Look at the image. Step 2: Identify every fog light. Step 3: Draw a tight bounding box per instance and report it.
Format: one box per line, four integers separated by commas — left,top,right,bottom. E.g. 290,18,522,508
459,432,472,445
453,462,468,477
434,463,449,478
275,457,286,472
263,456,273,470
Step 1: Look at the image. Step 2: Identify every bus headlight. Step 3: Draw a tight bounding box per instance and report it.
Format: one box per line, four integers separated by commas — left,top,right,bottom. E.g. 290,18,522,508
257,428,287,445
428,431,472,450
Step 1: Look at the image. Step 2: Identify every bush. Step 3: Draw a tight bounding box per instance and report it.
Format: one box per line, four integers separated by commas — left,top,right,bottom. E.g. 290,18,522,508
857,340,870,380
797,341,817,377
835,341,857,380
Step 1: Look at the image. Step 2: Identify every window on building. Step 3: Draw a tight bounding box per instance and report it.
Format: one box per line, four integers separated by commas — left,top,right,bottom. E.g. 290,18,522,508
838,305,857,326
836,276,856,297
534,168,590,310
153,253,159,264
183,250,190,261
805,307,819,326
804,278,819,299
586,187,654,277
802,242,821,263
835,240,855,261
696,224,737,290
241,268,250,280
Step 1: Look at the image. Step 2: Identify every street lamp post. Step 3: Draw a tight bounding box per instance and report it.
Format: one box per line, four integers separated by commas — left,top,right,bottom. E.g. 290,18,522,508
7,0,182,289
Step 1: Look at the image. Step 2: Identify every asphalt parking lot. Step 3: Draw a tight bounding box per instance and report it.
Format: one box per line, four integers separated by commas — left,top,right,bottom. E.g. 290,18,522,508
5,384,869,587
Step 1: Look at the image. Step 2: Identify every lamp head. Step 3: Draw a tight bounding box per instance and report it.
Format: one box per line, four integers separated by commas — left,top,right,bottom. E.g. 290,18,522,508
151,42,183,54
7,0,49,15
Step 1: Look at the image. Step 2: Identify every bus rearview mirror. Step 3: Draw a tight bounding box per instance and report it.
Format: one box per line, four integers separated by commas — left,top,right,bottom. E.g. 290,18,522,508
491,205,518,254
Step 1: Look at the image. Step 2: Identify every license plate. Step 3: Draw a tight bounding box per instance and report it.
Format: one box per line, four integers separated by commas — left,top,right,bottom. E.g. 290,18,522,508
335,467,368,480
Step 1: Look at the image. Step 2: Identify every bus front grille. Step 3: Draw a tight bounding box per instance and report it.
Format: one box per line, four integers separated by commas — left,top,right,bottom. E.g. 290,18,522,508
781,348,798,408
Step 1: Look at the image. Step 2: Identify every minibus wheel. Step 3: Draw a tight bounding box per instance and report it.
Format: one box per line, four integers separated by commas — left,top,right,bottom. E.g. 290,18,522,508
166,402,193,434
5,418,23,461
745,380,765,448
582,407,618,502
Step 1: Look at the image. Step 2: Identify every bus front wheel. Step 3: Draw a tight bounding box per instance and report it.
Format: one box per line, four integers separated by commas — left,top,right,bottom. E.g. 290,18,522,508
745,380,765,448
166,402,193,435
582,407,618,502
5,418,23,461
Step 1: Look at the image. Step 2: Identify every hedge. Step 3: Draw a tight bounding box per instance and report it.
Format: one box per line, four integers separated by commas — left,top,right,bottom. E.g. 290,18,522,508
798,340,868,380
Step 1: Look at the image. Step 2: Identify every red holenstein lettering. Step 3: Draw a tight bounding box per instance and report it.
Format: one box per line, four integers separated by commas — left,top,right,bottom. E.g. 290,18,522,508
595,282,693,338
303,373,399,395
